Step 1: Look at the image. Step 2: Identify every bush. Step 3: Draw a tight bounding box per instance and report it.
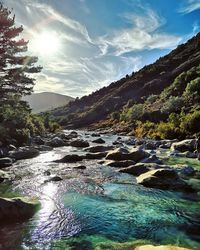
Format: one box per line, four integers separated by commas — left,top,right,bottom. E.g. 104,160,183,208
180,110,200,135
184,77,200,96
145,94,158,104
161,96,184,114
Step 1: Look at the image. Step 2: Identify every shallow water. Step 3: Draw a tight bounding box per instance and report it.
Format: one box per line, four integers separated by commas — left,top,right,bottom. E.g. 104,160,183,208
0,131,200,250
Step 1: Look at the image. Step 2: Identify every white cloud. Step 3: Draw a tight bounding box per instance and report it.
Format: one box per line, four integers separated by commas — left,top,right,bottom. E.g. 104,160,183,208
179,0,200,14
97,8,182,56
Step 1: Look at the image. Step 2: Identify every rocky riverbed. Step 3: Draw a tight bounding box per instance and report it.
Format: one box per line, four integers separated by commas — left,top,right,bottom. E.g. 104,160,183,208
0,130,200,250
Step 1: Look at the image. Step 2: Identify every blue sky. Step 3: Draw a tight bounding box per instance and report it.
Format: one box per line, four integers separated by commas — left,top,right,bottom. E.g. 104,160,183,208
4,0,200,97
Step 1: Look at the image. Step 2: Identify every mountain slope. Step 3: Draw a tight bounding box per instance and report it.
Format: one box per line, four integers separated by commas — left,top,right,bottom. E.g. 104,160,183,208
23,92,74,113
52,33,200,129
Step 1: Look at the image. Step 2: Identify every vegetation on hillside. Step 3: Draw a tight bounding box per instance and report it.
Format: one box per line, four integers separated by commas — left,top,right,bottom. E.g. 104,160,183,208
52,33,200,139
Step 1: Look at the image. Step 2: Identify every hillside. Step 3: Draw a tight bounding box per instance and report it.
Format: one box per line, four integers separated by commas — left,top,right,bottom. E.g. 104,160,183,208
23,92,74,113
52,33,200,138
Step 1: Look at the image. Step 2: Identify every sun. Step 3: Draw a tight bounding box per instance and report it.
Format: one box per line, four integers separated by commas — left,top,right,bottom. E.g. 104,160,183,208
31,31,61,56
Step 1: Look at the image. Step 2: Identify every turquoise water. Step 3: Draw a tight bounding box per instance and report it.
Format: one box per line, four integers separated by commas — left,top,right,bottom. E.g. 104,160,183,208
16,182,200,250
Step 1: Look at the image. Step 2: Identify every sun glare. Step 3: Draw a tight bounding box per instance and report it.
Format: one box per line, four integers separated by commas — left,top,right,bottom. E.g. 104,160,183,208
31,31,61,56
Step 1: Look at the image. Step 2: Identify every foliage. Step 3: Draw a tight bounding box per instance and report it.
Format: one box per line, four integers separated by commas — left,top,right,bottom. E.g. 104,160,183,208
0,3,44,145
120,104,144,122
161,96,184,114
180,110,200,135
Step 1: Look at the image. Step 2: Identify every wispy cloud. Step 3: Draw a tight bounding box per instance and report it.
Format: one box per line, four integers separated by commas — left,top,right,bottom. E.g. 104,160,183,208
97,8,182,56
179,0,200,14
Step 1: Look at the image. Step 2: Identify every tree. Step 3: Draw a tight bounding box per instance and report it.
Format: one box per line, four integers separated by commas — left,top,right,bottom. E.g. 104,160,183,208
0,3,42,103
0,3,42,145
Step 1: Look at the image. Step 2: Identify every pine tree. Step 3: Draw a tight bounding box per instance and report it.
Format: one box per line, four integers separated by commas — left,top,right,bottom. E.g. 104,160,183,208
0,3,42,103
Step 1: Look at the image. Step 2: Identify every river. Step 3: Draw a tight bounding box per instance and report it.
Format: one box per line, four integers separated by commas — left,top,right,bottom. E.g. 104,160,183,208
0,131,200,250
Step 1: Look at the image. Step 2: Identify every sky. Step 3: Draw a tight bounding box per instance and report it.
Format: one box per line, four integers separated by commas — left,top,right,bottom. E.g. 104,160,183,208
3,0,200,98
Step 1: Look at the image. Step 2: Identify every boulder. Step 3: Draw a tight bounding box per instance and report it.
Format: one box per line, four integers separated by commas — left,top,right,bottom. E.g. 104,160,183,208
54,154,83,163
0,170,10,183
9,147,39,160
171,139,196,152
105,148,149,162
105,160,136,168
119,164,151,176
145,142,157,150
70,140,89,148
83,152,107,160
8,144,16,151
137,169,194,192
141,155,163,164
91,133,101,137
135,245,190,250
33,136,45,145
92,138,105,144
0,197,40,224
175,151,197,158
0,157,13,169
85,145,114,153
45,176,63,182
46,137,68,147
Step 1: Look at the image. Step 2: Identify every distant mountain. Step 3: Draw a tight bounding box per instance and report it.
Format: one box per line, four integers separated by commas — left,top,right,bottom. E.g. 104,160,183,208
23,92,74,113
51,33,200,136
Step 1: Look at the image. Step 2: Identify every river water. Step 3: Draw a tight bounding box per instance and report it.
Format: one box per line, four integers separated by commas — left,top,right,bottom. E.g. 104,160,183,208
0,131,200,250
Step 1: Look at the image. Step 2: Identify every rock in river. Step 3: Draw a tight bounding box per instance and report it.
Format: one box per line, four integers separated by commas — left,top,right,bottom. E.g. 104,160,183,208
85,145,114,153
92,138,105,144
9,147,40,160
137,168,194,192
105,148,149,162
0,157,13,169
54,154,83,163
0,197,40,224
70,139,89,148
171,139,196,152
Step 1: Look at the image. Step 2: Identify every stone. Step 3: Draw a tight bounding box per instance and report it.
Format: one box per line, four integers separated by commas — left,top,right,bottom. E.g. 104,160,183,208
46,176,62,182
137,169,194,192
0,157,13,169
119,164,151,176
8,144,16,151
35,145,53,151
33,136,45,145
91,133,100,137
9,147,39,160
85,145,114,153
105,160,136,168
83,152,107,160
0,197,40,224
70,140,89,148
54,154,83,163
0,170,10,183
171,139,196,152
145,142,157,150
141,155,163,164
105,148,149,162
46,137,68,147
92,138,105,144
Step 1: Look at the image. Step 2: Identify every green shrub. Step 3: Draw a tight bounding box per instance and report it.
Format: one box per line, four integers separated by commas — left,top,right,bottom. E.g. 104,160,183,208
161,96,184,114
180,110,200,135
